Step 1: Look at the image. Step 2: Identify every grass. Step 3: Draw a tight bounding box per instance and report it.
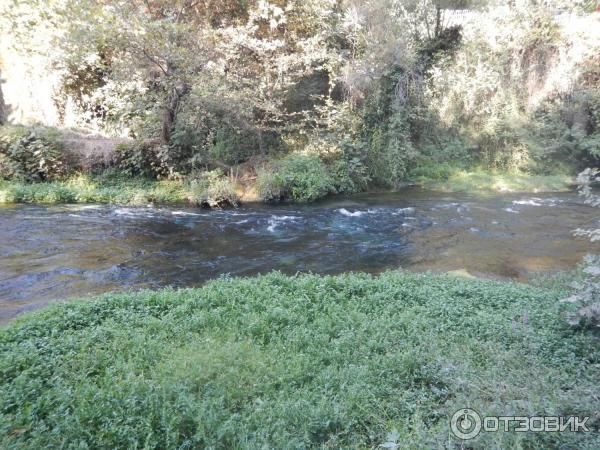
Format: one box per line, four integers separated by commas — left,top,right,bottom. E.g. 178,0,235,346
414,168,574,193
0,271,598,449
0,174,188,205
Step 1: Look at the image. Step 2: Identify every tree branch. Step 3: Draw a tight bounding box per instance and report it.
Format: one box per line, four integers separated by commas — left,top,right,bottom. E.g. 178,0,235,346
141,48,169,76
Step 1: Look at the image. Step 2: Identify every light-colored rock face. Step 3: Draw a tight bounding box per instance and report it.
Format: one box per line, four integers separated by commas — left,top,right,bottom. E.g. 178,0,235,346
0,30,87,130
0,36,121,138
0,37,63,126
0,69,6,125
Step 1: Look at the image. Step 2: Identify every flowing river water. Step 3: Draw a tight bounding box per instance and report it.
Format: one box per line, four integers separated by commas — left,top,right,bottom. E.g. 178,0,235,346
1,188,598,323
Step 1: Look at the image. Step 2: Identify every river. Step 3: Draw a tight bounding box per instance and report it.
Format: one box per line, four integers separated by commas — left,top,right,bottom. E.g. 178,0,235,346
1,188,598,323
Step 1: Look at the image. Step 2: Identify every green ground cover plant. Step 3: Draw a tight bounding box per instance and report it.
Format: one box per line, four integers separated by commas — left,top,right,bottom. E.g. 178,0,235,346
415,169,574,193
0,176,187,205
1,271,598,449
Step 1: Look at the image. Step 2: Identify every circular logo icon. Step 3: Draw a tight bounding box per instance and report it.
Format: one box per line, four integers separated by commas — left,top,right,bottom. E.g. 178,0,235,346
450,408,482,440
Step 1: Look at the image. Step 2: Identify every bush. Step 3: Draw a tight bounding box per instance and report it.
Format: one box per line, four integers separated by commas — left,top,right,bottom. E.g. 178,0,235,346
561,255,600,330
563,169,600,330
0,153,14,180
328,155,370,194
360,105,418,188
114,141,171,179
0,271,598,449
171,121,269,170
0,125,69,182
187,169,239,208
527,90,600,170
257,154,334,202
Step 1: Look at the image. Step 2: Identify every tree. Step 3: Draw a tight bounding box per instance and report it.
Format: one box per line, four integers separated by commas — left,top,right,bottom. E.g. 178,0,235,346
58,0,225,143
56,1,342,147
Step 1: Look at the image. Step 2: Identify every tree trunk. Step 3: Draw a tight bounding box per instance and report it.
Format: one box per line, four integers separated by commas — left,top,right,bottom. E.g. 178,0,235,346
434,6,442,39
160,83,190,145
160,101,176,144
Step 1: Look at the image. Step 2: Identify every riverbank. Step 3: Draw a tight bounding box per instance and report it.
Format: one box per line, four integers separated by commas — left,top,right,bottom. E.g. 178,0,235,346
0,170,575,206
0,176,190,205
412,169,574,193
1,271,597,449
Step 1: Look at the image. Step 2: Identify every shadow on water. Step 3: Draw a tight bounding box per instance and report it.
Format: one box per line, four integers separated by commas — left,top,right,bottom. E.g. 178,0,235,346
1,188,599,322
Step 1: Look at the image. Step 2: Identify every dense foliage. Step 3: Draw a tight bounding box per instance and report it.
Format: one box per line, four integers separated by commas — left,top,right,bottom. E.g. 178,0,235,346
1,1,598,202
0,271,598,449
257,154,334,202
0,126,69,182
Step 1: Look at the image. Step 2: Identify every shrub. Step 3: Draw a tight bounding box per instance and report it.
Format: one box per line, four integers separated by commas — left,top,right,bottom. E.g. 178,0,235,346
564,169,600,330
527,90,600,170
0,181,77,203
257,154,334,202
360,107,417,188
328,155,370,194
0,125,68,182
0,153,15,180
172,123,266,169
187,169,239,208
561,255,600,330
114,141,169,179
